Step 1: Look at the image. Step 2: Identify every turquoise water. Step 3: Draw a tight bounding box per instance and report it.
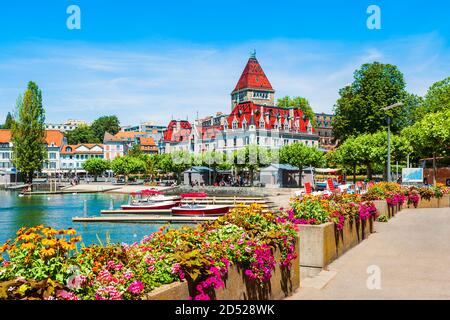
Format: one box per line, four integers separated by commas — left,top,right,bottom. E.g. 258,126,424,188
0,191,174,246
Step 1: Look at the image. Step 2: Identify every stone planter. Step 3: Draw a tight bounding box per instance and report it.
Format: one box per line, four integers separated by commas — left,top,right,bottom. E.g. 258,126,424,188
145,240,300,300
416,197,440,209
373,200,399,219
439,194,450,208
298,218,373,268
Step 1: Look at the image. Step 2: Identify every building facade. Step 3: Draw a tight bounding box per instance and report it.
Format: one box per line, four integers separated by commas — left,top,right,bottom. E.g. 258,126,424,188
45,119,88,132
60,144,104,173
0,129,66,174
314,113,335,150
163,54,319,155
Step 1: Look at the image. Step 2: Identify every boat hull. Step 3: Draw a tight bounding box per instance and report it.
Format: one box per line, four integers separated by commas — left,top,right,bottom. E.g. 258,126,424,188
171,205,229,216
121,201,179,210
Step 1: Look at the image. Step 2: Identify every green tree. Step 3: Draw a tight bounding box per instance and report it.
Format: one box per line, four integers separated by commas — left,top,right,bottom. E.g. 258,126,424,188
127,144,143,158
91,116,120,142
403,110,450,185
111,156,146,183
142,154,160,181
412,76,450,121
232,145,273,186
65,124,99,144
279,142,323,187
11,82,46,183
277,96,317,127
170,151,191,183
332,62,409,142
2,112,14,129
82,158,110,182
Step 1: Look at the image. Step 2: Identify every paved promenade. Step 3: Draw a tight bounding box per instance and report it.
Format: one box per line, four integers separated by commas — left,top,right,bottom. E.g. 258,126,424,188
289,207,450,300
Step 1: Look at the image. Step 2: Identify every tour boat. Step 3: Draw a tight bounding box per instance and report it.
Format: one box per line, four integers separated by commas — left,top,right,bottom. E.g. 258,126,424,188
171,204,229,216
129,189,181,203
121,200,180,210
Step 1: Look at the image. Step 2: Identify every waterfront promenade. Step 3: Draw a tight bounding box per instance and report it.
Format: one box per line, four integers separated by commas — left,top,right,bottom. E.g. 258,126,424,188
289,207,450,300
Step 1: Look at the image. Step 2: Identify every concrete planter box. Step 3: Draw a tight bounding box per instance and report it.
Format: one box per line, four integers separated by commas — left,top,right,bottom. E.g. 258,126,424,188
439,195,450,208
416,197,440,209
373,200,398,219
298,218,373,268
145,241,300,300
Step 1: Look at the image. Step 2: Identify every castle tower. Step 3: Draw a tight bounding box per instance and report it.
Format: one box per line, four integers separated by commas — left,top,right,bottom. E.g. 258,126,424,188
231,51,275,109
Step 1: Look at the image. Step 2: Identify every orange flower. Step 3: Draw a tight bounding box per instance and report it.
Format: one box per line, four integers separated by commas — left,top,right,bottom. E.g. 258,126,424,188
21,242,36,250
16,227,26,236
69,236,82,243
21,233,37,241
40,247,56,257
59,239,76,251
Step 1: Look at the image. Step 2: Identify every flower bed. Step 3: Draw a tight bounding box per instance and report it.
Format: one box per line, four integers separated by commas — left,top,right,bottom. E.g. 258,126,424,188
0,205,300,300
289,194,376,268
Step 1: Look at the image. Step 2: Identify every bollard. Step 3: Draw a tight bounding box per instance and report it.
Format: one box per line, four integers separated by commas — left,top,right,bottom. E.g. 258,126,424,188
83,199,88,217
109,197,114,210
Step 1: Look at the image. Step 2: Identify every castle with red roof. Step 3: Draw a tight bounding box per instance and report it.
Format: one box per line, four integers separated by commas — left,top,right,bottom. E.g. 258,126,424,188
162,52,319,154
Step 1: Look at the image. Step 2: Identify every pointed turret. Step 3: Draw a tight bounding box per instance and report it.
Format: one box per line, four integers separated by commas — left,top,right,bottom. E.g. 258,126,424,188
231,52,275,109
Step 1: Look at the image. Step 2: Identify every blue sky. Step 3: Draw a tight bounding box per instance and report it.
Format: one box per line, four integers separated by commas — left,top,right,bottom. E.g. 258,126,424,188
0,0,449,125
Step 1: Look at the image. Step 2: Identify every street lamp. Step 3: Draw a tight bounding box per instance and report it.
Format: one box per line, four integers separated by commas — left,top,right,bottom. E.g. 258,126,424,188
381,102,403,182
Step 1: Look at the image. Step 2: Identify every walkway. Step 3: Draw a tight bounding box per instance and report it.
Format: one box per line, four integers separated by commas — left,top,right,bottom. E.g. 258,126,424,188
289,207,450,300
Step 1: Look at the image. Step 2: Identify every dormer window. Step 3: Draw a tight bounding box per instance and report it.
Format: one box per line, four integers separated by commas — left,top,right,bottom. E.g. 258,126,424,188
232,120,238,129
242,120,247,130
259,119,265,129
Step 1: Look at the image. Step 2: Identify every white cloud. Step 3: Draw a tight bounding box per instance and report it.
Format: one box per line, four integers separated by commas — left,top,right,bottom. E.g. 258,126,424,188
0,33,448,125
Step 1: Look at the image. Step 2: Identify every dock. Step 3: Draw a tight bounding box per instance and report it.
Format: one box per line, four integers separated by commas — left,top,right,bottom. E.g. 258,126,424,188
22,187,122,196
72,215,217,223
101,209,172,214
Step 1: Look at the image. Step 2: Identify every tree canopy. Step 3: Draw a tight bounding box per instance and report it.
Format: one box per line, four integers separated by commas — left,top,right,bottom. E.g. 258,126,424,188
1,112,14,129
279,142,324,186
91,116,120,142
82,158,110,181
65,124,99,145
277,96,317,127
332,62,410,142
11,82,46,183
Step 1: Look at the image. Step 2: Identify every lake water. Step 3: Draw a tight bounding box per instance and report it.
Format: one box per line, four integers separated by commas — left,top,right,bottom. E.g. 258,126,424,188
0,191,179,246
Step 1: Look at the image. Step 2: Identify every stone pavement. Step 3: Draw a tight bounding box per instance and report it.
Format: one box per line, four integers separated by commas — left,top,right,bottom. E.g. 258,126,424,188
288,207,450,300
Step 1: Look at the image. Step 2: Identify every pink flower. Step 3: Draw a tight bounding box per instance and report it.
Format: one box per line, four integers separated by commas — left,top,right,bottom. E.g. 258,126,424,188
56,290,79,300
95,286,122,300
127,281,144,295
147,265,155,272
123,271,134,280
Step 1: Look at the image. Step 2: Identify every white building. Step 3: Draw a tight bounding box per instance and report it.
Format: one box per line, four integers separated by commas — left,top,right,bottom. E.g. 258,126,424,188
60,144,104,173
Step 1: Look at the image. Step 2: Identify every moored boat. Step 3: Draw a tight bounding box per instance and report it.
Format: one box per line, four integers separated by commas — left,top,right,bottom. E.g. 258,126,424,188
122,200,180,210
171,204,229,216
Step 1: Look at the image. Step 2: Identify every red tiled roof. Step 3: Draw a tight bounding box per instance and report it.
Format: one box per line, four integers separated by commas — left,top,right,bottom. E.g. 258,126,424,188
163,120,192,142
114,131,147,139
0,129,11,143
226,101,315,133
232,57,274,93
139,137,156,146
0,129,65,146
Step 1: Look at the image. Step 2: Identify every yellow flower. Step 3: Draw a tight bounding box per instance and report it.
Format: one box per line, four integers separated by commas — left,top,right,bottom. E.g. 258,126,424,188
40,247,56,257
16,227,26,236
20,242,36,250
69,236,82,243
58,239,76,251
42,228,58,237
21,233,37,241
41,238,57,247
65,228,77,235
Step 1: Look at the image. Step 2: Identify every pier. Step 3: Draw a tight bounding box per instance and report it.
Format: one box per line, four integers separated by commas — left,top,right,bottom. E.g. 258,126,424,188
72,215,218,223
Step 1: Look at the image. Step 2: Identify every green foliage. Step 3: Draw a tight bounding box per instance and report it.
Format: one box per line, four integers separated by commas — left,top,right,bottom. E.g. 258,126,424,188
82,158,110,181
11,82,47,183
333,62,409,142
2,112,14,129
403,110,450,159
91,116,120,142
277,96,317,127
127,144,143,158
279,142,324,186
65,124,99,144
111,156,146,182
414,76,450,118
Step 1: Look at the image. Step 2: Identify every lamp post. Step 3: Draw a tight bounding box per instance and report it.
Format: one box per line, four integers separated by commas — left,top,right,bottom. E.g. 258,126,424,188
381,102,403,182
